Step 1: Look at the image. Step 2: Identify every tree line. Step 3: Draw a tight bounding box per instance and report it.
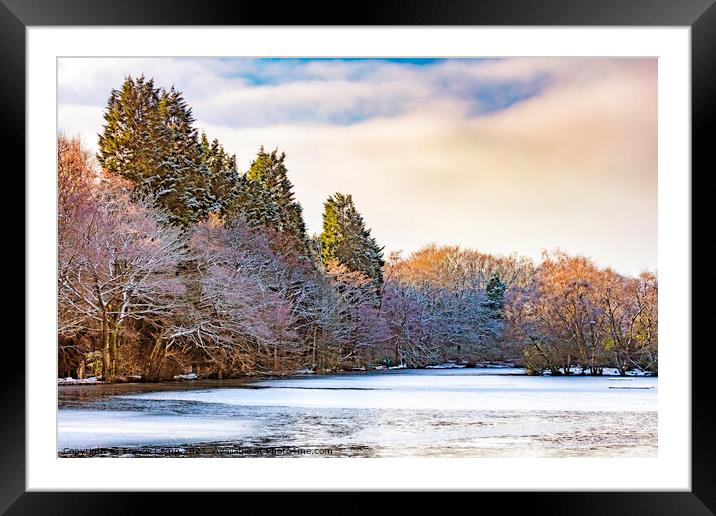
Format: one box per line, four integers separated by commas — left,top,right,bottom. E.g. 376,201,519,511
57,75,657,381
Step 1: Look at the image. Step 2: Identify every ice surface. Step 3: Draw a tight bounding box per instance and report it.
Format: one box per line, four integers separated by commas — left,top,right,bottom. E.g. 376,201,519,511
122,369,657,412
58,369,657,457
58,410,256,450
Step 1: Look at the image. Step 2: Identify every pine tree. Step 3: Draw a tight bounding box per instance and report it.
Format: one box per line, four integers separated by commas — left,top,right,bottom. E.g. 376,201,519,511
231,147,308,247
98,76,218,227
97,75,164,194
485,272,507,319
153,87,213,226
320,193,384,288
200,131,241,217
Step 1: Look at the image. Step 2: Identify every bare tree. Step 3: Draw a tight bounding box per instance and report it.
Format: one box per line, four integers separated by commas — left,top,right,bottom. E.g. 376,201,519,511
58,136,186,380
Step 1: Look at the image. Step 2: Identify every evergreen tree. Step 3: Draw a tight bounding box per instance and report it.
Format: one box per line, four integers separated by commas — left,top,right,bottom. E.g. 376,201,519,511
200,131,241,217
231,147,308,247
320,193,384,288
153,87,213,226
98,76,216,227
485,272,507,319
97,75,164,193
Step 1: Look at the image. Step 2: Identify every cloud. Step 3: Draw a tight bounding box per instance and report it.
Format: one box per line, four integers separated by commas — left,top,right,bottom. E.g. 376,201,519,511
57,57,657,275
58,57,558,127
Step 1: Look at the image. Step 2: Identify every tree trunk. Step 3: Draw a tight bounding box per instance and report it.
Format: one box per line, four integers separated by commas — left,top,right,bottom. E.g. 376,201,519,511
101,311,112,382
312,327,317,370
110,328,118,378
146,334,164,381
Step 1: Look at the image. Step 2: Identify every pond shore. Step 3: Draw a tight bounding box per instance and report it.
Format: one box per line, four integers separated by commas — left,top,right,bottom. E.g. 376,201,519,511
57,361,654,387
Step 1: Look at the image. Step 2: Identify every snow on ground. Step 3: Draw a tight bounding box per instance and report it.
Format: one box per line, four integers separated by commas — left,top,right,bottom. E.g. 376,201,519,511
58,377,101,385
173,373,198,380
543,366,654,377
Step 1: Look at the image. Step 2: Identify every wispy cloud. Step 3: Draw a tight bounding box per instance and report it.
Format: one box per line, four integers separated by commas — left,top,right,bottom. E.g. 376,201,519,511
58,57,657,275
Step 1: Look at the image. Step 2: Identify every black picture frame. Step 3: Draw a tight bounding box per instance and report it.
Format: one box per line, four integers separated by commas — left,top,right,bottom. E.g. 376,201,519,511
4,0,711,513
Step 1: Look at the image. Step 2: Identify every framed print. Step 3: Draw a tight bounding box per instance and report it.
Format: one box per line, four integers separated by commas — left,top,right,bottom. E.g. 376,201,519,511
5,0,713,513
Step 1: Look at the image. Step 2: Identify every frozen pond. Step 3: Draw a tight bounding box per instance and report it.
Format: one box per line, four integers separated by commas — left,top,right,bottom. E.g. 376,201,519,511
58,368,657,457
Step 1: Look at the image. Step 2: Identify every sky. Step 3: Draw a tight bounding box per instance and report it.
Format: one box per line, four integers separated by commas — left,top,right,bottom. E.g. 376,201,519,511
57,57,657,276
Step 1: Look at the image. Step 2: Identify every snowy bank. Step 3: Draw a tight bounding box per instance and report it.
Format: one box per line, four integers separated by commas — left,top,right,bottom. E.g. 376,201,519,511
173,373,198,381
542,367,655,377
58,376,101,385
